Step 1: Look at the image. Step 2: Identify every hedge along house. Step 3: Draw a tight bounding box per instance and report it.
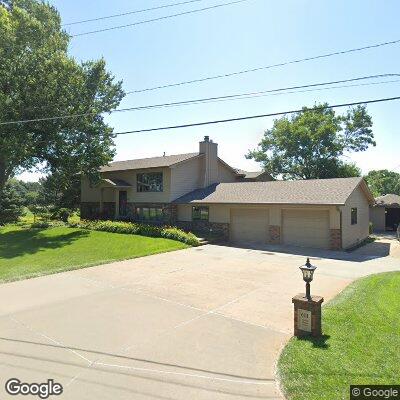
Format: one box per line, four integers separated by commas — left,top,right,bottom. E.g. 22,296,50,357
81,136,374,250
370,194,400,231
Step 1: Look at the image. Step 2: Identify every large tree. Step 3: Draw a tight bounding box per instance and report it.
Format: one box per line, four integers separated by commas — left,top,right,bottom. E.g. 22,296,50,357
39,170,81,210
247,104,373,180
0,0,124,194
364,170,400,197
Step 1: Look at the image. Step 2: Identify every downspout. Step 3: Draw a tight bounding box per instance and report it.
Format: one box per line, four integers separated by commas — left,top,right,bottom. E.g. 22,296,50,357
338,207,343,250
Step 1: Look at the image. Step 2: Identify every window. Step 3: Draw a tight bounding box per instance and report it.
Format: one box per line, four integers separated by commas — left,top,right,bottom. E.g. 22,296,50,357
137,173,163,192
351,208,358,225
192,206,209,221
136,207,164,221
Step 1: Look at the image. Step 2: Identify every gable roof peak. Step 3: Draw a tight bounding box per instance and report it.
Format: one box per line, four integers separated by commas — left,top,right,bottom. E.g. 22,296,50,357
100,152,200,172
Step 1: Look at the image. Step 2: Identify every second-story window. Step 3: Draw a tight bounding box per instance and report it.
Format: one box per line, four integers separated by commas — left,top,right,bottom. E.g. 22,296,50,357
137,172,163,192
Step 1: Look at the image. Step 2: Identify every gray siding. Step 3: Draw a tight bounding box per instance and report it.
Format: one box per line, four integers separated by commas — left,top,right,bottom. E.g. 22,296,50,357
218,162,237,182
370,207,386,231
340,186,370,249
169,157,202,202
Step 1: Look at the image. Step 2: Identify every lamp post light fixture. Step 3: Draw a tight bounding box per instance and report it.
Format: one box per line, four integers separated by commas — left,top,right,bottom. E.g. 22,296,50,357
299,258,317,301
293,258,323,338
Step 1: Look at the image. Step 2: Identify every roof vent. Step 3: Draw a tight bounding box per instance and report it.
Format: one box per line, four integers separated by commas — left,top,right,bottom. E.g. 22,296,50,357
204,135,210,142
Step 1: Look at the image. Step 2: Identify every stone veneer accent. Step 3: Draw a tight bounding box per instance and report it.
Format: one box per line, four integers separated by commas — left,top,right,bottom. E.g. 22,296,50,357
269,225,281,244
102,202,116,219
81,202,100,219
329,228,342,250
163,204,177,224
177,221,229,241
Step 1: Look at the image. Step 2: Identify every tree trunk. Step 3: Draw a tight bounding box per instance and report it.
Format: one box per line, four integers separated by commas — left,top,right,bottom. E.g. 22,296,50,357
0,159,7,194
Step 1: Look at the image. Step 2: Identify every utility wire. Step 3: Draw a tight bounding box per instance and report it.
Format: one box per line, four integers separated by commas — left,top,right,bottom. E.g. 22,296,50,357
125,73,400,108
138,78,400,108
112,96,400,135
2,77,398,127
0,73,398,126
63,0,205,26
126,38,400,94
70,0,248,37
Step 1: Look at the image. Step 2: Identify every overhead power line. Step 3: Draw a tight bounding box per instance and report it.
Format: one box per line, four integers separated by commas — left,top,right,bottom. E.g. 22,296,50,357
147,78,400,108
125,74,400,107
71,0,248,37
0,73,398,126
112,96,400,135
63,0,205,26
117,74,400,111
126,38,400,94
0,74,391,125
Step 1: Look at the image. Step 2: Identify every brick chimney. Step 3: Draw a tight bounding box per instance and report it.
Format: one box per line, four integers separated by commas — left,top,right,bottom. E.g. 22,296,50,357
199,136,218,187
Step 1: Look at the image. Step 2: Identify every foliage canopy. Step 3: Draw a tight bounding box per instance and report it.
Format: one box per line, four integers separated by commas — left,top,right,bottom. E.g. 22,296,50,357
0,0,124,193
247,104,373,180
364,169,400,197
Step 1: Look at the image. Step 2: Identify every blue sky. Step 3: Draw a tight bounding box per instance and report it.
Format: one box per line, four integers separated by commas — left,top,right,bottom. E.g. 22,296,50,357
19,0,400,181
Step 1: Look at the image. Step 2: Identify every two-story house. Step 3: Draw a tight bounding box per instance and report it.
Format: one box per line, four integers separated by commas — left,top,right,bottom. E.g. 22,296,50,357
81,136,374,250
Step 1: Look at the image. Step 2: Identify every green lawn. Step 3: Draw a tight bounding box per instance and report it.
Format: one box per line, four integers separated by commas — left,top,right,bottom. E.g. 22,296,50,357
278,272,400,400
0,225,188,282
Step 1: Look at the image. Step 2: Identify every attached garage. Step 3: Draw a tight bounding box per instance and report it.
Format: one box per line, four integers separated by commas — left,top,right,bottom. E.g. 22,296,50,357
230,208,269,244
282,210,330,249
174,177,374,250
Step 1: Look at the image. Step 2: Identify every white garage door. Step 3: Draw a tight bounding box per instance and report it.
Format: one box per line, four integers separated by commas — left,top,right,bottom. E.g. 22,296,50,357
282,210,330,249
230,209,269,244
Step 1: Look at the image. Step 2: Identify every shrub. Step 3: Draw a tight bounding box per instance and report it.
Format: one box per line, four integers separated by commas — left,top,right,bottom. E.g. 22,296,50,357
29,205,51,222
51,208,72,222
161,227,199,246
74,220,199,246
0,181,24,225
30,220,65,229
30,221,51,229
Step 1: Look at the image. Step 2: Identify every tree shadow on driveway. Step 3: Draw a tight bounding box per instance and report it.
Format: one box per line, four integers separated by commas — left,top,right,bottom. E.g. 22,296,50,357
217,241,391,262
0,228,89,259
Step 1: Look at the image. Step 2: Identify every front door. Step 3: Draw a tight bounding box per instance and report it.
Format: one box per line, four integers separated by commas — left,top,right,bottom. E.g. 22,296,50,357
119,191,127,217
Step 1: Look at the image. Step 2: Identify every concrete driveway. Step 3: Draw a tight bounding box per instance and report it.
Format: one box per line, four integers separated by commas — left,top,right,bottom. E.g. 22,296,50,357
0,242,399,400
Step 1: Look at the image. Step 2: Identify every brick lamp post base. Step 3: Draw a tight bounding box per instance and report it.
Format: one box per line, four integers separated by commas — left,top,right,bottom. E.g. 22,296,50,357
292,294,324,338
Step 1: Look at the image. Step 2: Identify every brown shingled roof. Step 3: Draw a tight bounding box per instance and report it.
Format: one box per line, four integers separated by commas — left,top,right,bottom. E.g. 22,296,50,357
100,152,201,172
173,177,368,205
375,194,400,207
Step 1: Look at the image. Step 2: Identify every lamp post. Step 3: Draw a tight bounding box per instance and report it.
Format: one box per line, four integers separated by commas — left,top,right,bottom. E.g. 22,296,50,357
299,257,316,301
292,257,323,338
